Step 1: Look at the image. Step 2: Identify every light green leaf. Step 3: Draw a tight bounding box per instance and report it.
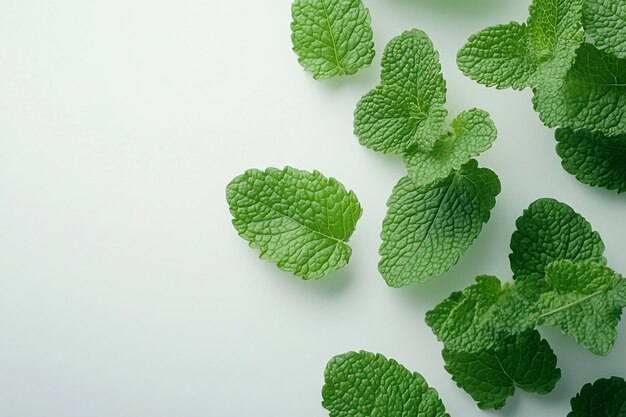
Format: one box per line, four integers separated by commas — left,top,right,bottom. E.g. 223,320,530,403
533,43,626,136
291,0,375,79
457,0,584,90
425,275,543,353
556,128,626,193
569,377,626,417
379,160,500,287
537,260,626,355
457,23,535,90
226,167,362,279
509,198,605,279
443,330,560,410
403,109,497,186
355,29,447,153
583,0,626,59
322,351,450,417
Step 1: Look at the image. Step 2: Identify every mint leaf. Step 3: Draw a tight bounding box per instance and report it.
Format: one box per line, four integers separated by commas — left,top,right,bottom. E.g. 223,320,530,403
510,198,605,279
583,0,626,59
427,262,626,356
569,377,626,417
379,160,500,287
533,43,626,136
426,275,542,353
226,167,362,279
322,351,450,417
556,128,626,193
537,260,626,355
457,0,584,90
355,29,447,153
403,109,497,187
443,330,561,410
291,0,375,80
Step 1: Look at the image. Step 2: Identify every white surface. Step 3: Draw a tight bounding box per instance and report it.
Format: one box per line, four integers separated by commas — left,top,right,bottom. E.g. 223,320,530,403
1,0,625,416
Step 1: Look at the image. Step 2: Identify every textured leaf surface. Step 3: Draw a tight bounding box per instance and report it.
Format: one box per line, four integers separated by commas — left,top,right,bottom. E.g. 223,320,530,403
226,167,362,279
583,0,626,59
533,43,626,136
426,275,542,353
355,29,447,153
457,23,535,90
556,128,626,193
509,198,605,279
443,330,561,410
379,160,500,287
457,0,584,90
291,0,375,79
322,351,450,417
537,260,626,355
404,109,497,186
569,377,626,417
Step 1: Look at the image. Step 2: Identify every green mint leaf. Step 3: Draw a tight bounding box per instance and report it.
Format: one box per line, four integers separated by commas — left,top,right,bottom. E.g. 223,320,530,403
457,0,584,90
355,29,447,153
509,198,605,279
291,0,375,80
533,43,626,136
569,377,626,417
425,275,542,353
226,167,362,279
537,260,626,355
457,23,535,90
379,160,500,287
443,330,561,410
582,0,626,59
322,351,450,417
556,128,626,193
403,109,497,186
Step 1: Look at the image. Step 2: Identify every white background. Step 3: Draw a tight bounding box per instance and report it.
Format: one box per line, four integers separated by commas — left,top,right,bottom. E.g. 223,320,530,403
1,0,625,416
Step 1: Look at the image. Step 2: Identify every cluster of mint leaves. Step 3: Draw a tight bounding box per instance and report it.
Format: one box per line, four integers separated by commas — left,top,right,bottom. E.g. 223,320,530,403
427,198,626,408
458,0,626,193
357,29,500,287
226,0,626,414
322,350,626,417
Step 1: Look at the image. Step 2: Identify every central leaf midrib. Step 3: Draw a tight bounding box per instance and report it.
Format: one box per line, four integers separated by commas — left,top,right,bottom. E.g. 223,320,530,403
321,0,343,71
234,188,344,244
537,290,604,318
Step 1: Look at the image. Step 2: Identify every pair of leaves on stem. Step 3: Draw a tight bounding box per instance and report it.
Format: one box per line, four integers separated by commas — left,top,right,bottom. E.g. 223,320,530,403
427,198,626,409
458,0,626,193
355,29,500,287
458,0,625,136
322,350,626,417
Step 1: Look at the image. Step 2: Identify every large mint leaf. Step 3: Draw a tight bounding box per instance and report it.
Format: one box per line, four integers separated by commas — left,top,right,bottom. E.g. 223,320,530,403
291,0,375,79
556,128,626,193
457,0,584,90
443,330,560,410
569,377,626,417
509,198,605,279
537,260,626,355
583,0,626,59
355,29,447,154
226,167,362,279
379,160,500,287
533,43,626,136
403,109,497,187
322,351,450,417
